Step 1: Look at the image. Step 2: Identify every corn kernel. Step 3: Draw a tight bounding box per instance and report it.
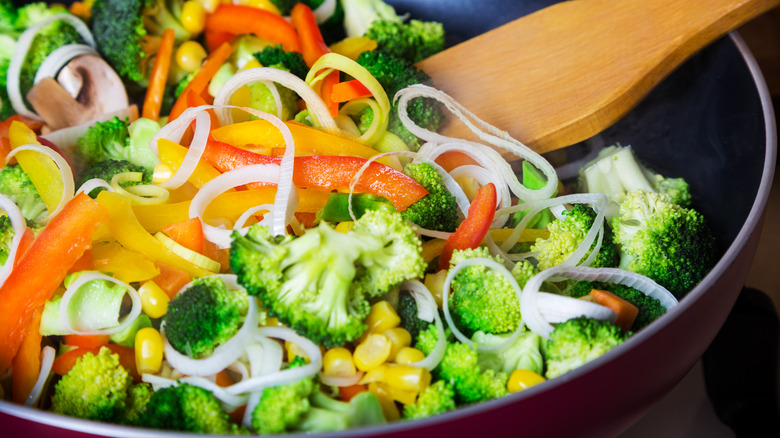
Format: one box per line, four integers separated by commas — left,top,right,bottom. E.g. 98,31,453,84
385,364,431,393
394,347,425,365
323,347,357,377
507,368,546,393
334,221,354,233
353,334,391,371
175,40,208,73
365,301,401,334
383,327,411,361
138,281,170,318
359,364,388,385
135,327,164,374
368,382,401,421
181,1,207,35
373,381,418,406
424,270,448,307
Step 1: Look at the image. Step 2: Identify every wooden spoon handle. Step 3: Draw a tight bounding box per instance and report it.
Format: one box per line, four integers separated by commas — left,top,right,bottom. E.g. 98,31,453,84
417,0,780,155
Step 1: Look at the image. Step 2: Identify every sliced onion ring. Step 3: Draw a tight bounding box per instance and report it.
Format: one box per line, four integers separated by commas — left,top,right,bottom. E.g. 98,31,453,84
401,280,447,371
59,272,142,336
0,194,27,286
25,345,56,407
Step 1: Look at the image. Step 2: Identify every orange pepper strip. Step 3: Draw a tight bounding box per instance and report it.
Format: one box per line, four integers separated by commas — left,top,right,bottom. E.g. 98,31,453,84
331,79,373,103
11,308,42,404
438,183,497,270
63,334,111,349
142,28,175,121
291,3,330,66
169,42,233,122
0,193,108,371
589,289,639,331
162,217,205,254
204,4,302,53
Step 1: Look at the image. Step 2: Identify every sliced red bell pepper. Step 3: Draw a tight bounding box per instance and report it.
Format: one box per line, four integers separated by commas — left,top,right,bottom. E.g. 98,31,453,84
0,193,108,371
438,183,497,270
291,3,330,67
11,308,42,404
162,217,205,255
63,334,111,349
331,79,373,103
204,4,302,53
321,71,340,117
435,150,481,172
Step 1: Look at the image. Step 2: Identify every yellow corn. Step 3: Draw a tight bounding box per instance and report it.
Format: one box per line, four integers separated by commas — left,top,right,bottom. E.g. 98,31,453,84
394,347,425,365
383,327,411,361
507,369,546,393
135,327,164,374
364,301,400,334
373,381,418,406
197,0,220,13
424,270,448,307
138,280,170,318
181,1,207,35
359,364,388,385
176,40,208,73
353,333,391,371
368,382,401,421
385,364,431,393
323,347,357,377
334,221,354,233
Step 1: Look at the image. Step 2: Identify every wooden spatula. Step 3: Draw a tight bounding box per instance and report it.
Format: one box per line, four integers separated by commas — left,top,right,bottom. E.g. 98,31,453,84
416,0,780,155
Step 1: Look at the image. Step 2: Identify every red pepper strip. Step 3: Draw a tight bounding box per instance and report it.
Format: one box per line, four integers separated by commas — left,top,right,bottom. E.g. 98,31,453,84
204,4,302,53
438,183,497,270
0,137,10,164
169,42,233,122
0,114,43,138
435,150,481,172
321,71,340,117
291,3,330,67
63,334,111,349
162,217,205,254
200,139,428,211
331,79,373,103
11,308,42,404
204,29,235,53
0,193,108,371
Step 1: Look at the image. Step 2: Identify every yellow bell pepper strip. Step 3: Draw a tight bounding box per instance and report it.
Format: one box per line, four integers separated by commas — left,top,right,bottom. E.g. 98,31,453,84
0,192,108,372
438,183,497,270
95,191,212,278
8,121,63,214
488,227,550,243
91,241,161,284
210,120,380,159
157,138,225,188
203,4,302,53
329,37,378,61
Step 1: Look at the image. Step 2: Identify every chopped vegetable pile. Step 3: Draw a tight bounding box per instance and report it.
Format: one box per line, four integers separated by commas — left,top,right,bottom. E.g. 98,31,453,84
0,0,717,435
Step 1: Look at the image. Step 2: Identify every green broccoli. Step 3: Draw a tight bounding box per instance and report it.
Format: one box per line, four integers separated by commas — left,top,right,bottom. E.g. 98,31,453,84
341,0,399,38
395,289,432,343
531,203,619,271
448,247,522,337
401,162,458,232
511,259,540,288
356,51,446,151
231,209,425,347
416,325,509,404
76,117,160,171
51,347,133,421
472,330,545,376
544,316,631,379
75,159,152,198
253,44,310,80
316,192,396,223
120,382,154,425
579,145,692,217
137,383,246,434
402,380,456,420
568,280,667,331
611,190,717,298
90,0,190,86
252,357,386,433
0,214,13,265
163,276,250,359
366,18,445,64
0,164,48,225
0,0,15,35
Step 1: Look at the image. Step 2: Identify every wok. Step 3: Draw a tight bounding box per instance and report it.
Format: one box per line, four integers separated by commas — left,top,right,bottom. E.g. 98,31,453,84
0,0,776,437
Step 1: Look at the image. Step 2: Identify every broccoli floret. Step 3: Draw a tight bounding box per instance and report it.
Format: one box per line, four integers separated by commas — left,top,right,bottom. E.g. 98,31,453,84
510,259,539,288
231,209,424,347
611,190,717,299
75,159,152,198
402,379,456,420
0,0,16,35
366,18,445,64
341,0,399,38
137,383,245,434
253,358,386,433
356,51,446,151
579,145,692,218
51,347,133,421
472,330,545,376
253,44,310,80
448,247,522,337
14,2,68,29
395,290,432,343
90,0,190,86
544,316,631,379
531,203,619,271
0,164,48,225
0,215,13,265
120,383,154,425
316,192,396,223
400,162,458,232
163,276,249,358
76,117,159,171
416,326,509,404
568,280,666,331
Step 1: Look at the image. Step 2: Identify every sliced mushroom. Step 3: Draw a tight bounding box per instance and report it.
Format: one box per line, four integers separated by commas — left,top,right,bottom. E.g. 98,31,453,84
26,54,129,131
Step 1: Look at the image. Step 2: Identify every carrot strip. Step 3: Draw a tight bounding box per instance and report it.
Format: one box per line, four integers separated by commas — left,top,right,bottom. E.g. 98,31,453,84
589,289,639,331
162,217,205,254
169,42,233,121
11,308,42,404
142,28,176,121
331,79,373,103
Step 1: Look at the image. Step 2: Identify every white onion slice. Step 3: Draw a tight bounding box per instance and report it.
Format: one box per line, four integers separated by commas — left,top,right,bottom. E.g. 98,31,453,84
536,292,616,324
225,326,322,395
522,265,678,338
312,0,337,23
7,13,95,118
318,371,365,387
449,163,511,228
75,178,113,196
141,374,249,411
253,335,284,377
6,143,75,224
59,272,142,335
25,345,55,407
234,204,272,230
401,280,447,371
162,280,259,376
110,172,169,205
159,111,211,189
0,194,27,286
34,44,98,86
